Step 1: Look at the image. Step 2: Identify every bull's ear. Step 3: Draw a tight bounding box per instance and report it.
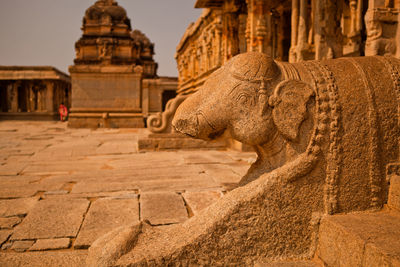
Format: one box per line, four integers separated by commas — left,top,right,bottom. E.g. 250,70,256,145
269,80,314,141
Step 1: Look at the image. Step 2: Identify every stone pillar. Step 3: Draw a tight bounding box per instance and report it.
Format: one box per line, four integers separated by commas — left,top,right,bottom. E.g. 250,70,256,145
28,82,34,112
289,0,299,62
45,81,54,113
397,12,400,58
223,0,240,60
215,15,223,66
315,0,343,60
365,0,398,57
10,82,18,112
297,0,308,61
142,80,150,117
238,13,248,53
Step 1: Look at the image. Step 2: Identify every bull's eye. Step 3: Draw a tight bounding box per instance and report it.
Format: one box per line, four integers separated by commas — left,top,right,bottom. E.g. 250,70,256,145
237,93,250,105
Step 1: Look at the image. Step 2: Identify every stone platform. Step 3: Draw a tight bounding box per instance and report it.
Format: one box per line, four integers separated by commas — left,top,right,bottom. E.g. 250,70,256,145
0,121,255,266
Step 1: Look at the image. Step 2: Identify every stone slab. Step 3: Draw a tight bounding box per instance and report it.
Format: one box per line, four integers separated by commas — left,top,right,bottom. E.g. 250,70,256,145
137,137,225,152
0,197,38,217
137,176,221,192
96,141,137,155
0,230,11,246
29,238,70,251
254,260,321,267
317,210,400,267
182,191,222,215
11,240,35,252
0,162,27,176
74,197,139,248
140,192,188,225
11,198,89,240
0,251,87,267
0,217,22,229
389,174,400,211
182,151,237,165
71,182,139,194
200,164,243,184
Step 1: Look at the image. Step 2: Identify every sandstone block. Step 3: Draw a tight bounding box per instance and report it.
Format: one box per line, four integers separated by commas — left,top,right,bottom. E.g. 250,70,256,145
0,251,87,267
140,192,188,225
317,211,400,266
71,182,138,194
29,238,70,251
0,230,12,246
11,198,89,240
75,197,139,248
11,240,35,252
0,217,21,229
389,174,400,211
0,197,38,217
182,191,222,215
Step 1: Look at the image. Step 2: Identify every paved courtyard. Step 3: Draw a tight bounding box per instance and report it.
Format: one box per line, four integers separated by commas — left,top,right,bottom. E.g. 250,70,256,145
0,120,255,266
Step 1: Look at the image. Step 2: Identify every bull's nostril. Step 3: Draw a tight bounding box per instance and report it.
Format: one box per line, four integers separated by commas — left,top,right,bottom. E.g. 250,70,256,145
173,118,199,138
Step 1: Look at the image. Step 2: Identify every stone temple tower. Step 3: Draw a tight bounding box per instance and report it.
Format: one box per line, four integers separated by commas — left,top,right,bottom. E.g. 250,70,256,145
68,0,160,128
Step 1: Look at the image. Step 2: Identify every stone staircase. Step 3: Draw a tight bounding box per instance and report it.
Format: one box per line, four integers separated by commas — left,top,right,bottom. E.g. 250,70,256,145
315,169,400,267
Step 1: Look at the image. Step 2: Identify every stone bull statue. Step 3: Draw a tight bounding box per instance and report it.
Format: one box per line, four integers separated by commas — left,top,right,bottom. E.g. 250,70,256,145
87,52,400,266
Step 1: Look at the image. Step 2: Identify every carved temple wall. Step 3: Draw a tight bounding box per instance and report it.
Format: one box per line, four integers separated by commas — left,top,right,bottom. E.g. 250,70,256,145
175,0,400,95
0,67,71,120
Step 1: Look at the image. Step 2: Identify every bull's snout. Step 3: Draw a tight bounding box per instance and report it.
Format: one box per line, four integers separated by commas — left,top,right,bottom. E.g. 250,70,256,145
172,115,199,138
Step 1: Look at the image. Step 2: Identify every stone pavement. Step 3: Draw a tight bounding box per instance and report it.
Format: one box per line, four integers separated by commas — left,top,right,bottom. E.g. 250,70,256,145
0,121,255,266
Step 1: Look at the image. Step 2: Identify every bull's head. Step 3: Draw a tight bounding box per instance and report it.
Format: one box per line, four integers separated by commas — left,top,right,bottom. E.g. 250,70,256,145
172,52,314,148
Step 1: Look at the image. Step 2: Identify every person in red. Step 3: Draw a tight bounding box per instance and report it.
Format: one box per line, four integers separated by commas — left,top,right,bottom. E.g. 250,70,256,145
58,102,68,121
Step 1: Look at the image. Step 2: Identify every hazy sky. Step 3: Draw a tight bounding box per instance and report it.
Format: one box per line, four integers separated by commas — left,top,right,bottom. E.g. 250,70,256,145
0,0,201,77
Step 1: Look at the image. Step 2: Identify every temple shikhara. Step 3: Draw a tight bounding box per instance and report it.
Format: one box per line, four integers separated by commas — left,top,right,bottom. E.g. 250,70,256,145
68,0,177,128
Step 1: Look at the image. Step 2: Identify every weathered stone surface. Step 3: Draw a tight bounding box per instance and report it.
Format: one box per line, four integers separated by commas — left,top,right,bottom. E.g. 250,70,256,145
96,141,137,155
71,182,138,194
29,238,70,251
0,217,21,229
86,223,143,267
140,192,188,225
182,152,236,165
0,230,11,246
0,163,27,176
182,191,222,215
0,251,87,267
11,198,89,240
200,164,243,184
11,240,35,252
317,211,400,267
389,173,400,211
137,136,225,152
254,260,321,267
75,198,139,248
0,197,38,217
138,176,220,192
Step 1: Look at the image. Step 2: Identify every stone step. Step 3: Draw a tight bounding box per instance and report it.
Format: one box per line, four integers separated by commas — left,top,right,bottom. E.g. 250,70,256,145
316,210,400,267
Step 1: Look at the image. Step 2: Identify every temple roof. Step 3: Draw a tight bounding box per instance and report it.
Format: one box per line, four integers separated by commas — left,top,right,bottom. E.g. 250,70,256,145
0,66,70,82
194,0,224,8
84,0,131,29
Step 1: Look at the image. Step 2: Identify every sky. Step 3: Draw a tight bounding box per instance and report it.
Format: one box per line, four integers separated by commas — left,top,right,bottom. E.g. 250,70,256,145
0,0,202,77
